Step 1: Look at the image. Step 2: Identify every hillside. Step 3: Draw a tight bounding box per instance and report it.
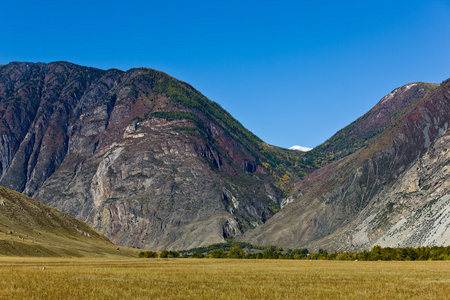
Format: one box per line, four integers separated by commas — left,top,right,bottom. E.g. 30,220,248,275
0,62,310,250
241,79,450,251
0,186,137,257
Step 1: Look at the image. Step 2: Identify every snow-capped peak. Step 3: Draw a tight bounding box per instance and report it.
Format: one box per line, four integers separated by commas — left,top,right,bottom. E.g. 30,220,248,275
289,145,312,152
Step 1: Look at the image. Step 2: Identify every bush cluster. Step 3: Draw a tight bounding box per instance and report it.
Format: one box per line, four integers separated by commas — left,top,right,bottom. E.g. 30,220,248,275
138,251,158,258
159,250,180,258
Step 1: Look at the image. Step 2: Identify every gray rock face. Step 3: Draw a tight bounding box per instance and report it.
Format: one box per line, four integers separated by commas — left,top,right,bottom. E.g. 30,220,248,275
0,62,284,250
353,132,450,248
241,79,450,251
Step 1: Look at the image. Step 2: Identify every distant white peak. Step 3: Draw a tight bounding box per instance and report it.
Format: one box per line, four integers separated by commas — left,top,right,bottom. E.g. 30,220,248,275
289,145,312,152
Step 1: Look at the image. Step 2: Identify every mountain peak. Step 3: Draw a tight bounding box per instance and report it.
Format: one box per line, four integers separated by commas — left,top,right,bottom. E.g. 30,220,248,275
289,145,312,152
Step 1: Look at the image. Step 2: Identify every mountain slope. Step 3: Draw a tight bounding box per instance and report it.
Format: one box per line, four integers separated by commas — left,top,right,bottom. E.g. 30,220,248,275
0,186,136,257
304,82,439,167
241,79,450,251
0,62,308,250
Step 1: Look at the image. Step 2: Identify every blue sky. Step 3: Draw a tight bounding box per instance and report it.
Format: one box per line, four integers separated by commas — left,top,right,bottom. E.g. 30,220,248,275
1,1,449,148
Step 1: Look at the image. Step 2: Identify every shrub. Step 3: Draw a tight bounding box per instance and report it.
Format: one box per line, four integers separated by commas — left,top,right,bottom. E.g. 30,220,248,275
227,247,245,259
191,253,205,258
160,250,180,258
138,251,158,258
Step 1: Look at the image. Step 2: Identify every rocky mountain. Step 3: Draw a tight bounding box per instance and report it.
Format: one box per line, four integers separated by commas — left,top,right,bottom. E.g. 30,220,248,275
0,186,135,257
1,61,448,252
0,61,309,250
241,80,450,251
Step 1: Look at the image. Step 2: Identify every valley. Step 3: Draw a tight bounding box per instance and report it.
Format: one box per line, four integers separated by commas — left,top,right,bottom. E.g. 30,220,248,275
0,61,449,252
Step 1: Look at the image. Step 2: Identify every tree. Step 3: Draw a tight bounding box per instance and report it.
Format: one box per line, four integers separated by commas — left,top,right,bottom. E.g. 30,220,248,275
191,252,205,258
160,250,169,258
358,250,370,261
167,251,180,258
138,251,158,258
369,245,382,261
318,248,328,255
210,249,225,258
227,247,245,258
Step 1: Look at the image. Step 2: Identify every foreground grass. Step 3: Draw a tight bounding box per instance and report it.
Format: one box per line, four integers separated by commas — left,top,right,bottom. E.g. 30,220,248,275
0,258,448,299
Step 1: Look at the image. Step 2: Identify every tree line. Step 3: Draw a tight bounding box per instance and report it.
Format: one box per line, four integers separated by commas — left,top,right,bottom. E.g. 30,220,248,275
139,244,450,261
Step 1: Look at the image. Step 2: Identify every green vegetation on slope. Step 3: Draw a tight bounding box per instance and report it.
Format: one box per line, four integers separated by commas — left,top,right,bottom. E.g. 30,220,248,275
128,69,313,189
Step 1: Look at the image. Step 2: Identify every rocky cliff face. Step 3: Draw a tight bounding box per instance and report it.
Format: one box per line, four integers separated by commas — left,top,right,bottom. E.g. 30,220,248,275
0,62,304,250
241,80,450,251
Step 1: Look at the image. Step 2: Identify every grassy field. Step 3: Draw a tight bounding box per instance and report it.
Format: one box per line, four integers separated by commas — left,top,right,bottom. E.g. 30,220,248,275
0,258,448,299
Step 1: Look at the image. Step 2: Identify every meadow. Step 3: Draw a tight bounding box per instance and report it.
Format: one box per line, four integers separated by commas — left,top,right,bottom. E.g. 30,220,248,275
0,258,448,299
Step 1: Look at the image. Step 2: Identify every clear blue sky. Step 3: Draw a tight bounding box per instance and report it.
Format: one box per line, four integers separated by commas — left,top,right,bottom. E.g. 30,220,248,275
1,1,449,148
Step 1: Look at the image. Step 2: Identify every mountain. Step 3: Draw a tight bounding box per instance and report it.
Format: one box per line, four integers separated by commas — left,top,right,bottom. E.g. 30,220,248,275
1,61,448,252
0,186,135,257
0,62,310,250
289,145,312,152
241,80,450,251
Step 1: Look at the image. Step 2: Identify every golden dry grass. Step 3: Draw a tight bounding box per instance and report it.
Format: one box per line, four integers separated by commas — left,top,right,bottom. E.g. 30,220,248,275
0,258,448,299
0,186,140,258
